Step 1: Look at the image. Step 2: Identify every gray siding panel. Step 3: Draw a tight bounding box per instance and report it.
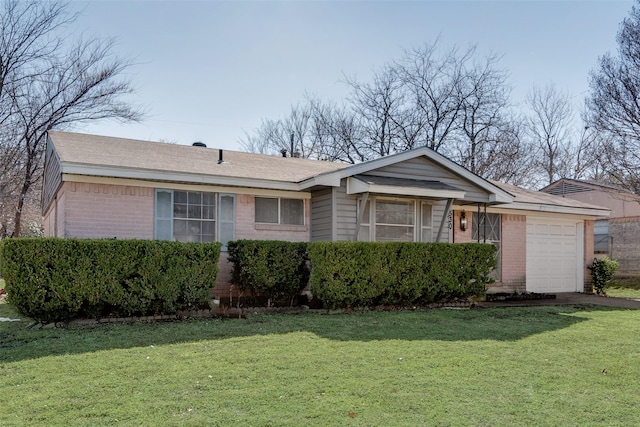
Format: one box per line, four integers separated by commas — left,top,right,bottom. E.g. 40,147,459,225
336,181,357,241
365,157,490,202
431,199,452,243
311,188,333,241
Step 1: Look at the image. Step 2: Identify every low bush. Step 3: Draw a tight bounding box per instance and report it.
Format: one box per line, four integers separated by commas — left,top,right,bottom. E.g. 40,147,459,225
589,256,620,295
308,241,496,309
227,240,309,306
0,238,220,323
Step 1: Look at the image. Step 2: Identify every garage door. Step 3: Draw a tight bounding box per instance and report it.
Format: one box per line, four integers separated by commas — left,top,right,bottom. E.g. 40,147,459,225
526,218,583,293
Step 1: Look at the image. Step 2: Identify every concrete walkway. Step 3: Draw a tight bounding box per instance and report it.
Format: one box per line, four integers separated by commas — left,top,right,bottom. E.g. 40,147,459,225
479,293,640,309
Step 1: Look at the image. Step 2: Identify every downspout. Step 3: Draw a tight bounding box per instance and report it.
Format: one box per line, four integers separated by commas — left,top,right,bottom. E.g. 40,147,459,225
435,199,454,242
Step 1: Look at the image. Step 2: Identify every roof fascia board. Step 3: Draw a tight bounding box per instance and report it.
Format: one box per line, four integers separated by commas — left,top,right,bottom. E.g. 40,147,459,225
61,163,302,192
62,174,311,199
490,201,610,217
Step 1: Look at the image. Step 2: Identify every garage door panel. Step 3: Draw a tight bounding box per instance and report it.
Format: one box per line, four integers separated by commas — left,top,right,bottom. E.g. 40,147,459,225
526,218,582,293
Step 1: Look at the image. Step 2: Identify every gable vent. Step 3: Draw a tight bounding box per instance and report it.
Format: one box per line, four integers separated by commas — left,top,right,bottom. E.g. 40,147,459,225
547,182,591,196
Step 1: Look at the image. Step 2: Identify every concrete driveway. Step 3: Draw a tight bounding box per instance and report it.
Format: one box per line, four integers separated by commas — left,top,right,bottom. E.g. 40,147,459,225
479,293,640,309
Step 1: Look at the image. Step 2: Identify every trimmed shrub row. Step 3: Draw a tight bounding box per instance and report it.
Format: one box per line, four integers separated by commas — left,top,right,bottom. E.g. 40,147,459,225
228,240,496,309
227,240,309,306
308,241,496,308
0,238,220,323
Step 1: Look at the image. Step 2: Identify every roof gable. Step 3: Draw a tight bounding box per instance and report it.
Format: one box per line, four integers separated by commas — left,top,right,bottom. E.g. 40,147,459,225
493,181,610,216
300,146,513,204
542,178,633,196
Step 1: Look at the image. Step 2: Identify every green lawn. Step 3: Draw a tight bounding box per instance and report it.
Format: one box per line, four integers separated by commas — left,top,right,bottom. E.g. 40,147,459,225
607,277,640,299
1,302,639,426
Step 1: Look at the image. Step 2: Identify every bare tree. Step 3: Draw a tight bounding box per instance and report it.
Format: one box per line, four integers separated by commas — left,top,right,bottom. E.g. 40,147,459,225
242,39,532,186
238,102,311,157
0,0,143,237
306,97,364,163
239,96,364,163
525,84,575,186
455,52,512,174
345,64,417,158
586,0,640,192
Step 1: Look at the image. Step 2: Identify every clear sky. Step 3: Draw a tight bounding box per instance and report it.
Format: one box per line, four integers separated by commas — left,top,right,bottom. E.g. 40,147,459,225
69,0,635,150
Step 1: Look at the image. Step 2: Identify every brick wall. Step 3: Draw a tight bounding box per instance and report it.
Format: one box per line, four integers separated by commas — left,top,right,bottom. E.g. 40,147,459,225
234,194,310,242
609,217,640,276
453,210,473,243
455,210,527,293
214,194,311,297
62,182,154,239
496,214,526,293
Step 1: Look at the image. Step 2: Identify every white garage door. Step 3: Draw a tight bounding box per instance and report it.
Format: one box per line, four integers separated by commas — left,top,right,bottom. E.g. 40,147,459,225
526,218,583,293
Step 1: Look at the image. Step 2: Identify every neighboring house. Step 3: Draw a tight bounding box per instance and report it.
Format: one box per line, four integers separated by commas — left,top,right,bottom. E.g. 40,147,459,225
42,131,609,296
542,178,640,276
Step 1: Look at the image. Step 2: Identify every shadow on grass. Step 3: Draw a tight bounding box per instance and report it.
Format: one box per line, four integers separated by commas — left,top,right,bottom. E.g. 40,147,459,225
0,303,624,364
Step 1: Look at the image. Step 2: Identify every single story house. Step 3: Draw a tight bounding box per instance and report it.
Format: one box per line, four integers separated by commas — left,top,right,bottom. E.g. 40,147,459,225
542,178,640,276
42,131,610,296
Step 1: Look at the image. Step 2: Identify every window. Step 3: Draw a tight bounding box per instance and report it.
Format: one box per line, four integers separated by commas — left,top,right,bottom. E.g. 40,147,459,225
173,191,216,243
594,219,609,253
255,197,304,225
358,198,432,243
472,212,501,280
155,190,235,248
421,202,433,242
375,199,415,242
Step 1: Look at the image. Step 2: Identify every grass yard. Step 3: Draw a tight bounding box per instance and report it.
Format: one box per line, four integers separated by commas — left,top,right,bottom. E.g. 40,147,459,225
607,277,640,300
1,301,640,426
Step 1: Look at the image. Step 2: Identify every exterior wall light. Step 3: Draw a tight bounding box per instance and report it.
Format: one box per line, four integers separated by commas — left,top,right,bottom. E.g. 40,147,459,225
460,211,468,232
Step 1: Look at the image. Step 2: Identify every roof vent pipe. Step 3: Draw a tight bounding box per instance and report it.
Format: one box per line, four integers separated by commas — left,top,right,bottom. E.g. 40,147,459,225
280,148,288,158
192,141,206,147
217,149,224,164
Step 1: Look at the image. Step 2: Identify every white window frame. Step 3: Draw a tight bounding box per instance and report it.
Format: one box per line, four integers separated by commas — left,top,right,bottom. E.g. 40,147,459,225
154,189,235,249
358,197,433,243
254,197,305,226
218,193,236,251
421,201,433,243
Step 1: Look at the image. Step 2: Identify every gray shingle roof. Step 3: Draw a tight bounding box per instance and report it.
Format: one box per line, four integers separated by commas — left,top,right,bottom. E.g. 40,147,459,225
492,180,609,211
48,131,349,183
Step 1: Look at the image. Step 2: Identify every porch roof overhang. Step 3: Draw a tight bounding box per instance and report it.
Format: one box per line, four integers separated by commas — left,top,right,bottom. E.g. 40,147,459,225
346,175,466,200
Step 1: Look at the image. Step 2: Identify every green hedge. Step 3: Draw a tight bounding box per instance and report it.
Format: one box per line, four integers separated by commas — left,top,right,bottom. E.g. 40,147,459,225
227,240,310,306
0,238,220,323
308,242,496,309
